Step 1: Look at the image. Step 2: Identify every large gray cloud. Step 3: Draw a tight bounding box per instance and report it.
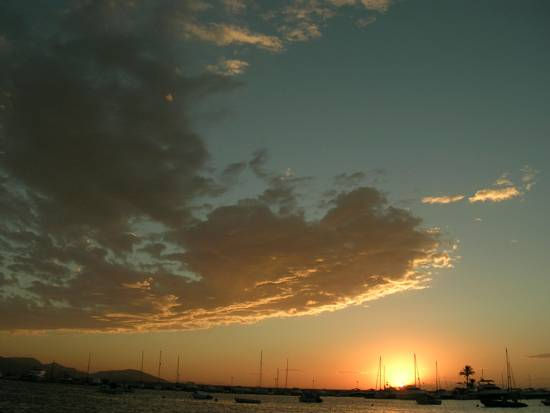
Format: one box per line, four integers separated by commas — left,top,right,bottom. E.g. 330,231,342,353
0,1,451,332
0,0,239,239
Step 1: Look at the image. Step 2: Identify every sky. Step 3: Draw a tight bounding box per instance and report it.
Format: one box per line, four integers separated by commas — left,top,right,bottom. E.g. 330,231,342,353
0,0,549,389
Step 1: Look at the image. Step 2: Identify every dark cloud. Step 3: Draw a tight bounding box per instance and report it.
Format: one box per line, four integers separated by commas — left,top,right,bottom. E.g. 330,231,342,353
334,172,366,188
138,243,167,260
220,161,247,185
247,149,313,215
249,148,270,179
0,1,451,333
0,0,236,237
0,0,240,240
528,353,550,359
333,169,386,189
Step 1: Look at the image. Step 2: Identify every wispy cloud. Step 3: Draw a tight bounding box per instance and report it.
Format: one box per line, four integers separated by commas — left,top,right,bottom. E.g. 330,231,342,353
280,21,322,42
356,16,377,28
528,353,550,359
422,194,465,205
424,167,539,206
521,165,538,191
206,59,249,76
469,186,521,203
184,22,284,52
495,173,513,187
328,0,392,12
359,0,392,12
222,0,247,14
184,1,391,56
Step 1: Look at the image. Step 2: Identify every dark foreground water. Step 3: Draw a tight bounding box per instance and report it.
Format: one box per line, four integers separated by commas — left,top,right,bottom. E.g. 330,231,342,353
1,381,549,413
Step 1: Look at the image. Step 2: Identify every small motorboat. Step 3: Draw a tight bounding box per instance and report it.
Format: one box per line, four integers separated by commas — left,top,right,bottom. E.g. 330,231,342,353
235,397,261,404
416,393,442,405
542,399,550,406
299,391,323,403
480,397,527,408
192,390,213,400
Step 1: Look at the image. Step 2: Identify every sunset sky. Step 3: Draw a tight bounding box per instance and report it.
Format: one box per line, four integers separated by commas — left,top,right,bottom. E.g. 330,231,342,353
0,0,549,390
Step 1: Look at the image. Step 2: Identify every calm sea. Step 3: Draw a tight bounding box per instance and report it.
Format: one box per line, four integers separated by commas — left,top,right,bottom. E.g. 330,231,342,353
1,381,548,413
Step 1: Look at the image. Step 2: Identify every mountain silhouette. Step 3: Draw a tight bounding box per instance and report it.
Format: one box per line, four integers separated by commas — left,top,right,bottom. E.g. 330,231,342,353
0,356,164,383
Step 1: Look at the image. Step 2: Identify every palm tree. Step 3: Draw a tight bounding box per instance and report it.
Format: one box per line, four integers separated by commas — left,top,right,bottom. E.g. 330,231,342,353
459,365,476,388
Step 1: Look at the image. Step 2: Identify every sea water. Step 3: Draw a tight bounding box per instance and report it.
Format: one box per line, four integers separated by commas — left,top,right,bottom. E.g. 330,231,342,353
1,381,548,413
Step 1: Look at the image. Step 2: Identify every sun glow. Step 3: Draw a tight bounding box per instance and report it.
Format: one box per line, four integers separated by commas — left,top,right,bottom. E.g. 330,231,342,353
386,366,414,388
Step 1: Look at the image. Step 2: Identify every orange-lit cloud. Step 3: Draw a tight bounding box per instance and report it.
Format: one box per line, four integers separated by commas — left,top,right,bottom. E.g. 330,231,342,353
328,0,392,12
184,0,391,57
494,173,513,187
183,22,283,52
468,186,521,203
0,187,452,332
206,59,249,76
424,167,539,206
280,22,322,42
422,195,465,205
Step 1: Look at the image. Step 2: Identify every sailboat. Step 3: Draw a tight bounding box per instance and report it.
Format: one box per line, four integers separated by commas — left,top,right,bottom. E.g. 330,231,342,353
479,349,527,408
416,360,442,405
234,351,262,404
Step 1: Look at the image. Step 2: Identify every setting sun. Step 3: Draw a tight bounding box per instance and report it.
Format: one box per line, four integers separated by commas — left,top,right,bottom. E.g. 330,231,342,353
389,371,409,388
386,366,414,388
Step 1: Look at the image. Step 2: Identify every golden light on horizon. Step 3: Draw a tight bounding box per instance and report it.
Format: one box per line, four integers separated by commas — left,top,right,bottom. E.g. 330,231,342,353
387,366,414,388
389,371,408,388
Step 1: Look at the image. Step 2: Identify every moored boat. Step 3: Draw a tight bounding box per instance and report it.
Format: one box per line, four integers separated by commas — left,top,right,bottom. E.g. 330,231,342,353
299,391,323,403
542,399,550,406
478,349,528,408
416,393,442,405
192,390,213,400
235,397,261,404
480,397,527,408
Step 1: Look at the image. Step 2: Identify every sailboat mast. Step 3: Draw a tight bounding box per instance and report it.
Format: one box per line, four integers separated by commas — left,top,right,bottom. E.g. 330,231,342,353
506,348,511,391
140,351,144,384
435,361,438,391
86,352,91,381
259,350,263,387
414,353,417,388
377,356,382,390
285,358,289,388
158,350,162,380
176,354,180,384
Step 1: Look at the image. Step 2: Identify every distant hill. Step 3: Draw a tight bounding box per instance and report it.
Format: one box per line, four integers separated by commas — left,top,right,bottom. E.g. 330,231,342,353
92,369,165,383
0,357,43,376
0,356,164,383
44,362,87,379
